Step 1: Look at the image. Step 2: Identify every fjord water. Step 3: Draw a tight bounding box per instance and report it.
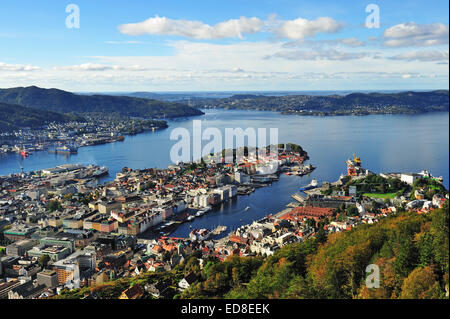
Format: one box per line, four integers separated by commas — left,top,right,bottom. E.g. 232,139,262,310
1,110,448,237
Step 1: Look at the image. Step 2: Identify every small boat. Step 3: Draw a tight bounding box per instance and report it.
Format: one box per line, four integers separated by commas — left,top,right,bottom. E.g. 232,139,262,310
195,210,204,217
244,206,250,211
187,215,195,221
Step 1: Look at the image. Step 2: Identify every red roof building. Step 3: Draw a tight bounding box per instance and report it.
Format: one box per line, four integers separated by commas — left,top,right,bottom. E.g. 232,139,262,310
280,206,334,222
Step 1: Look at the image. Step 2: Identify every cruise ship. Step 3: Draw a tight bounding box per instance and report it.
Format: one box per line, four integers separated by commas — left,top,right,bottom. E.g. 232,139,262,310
299,179,318,191
93,166,109,177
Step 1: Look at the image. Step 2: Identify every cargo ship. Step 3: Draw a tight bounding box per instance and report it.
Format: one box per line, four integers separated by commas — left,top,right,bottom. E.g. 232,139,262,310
49,145,78,154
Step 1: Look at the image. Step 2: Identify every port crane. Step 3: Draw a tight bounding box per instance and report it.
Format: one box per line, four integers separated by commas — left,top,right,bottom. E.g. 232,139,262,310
346,153,362,177
352,153,361,166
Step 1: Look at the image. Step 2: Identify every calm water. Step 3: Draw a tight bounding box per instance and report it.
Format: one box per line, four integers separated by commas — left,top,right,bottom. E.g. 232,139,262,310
1,110,448,237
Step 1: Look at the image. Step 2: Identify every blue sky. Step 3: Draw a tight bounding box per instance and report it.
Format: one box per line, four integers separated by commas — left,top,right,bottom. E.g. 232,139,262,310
0,0,448,91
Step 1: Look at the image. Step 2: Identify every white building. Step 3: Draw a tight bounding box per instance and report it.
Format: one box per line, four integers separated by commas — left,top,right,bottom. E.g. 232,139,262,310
401,173,421,185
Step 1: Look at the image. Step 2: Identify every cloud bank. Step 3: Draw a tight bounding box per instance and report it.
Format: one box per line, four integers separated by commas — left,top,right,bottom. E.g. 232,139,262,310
383,22,449,47
118,16,265,39
118,15,344,40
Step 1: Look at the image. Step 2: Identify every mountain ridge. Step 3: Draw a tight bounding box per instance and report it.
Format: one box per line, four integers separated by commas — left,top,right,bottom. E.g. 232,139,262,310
0,101,84,132
0,86,204,119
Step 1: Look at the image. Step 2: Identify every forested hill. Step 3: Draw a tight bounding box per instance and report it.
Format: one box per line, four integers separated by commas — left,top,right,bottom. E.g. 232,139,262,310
0,86,204,119
184,204,449,299
188,90,449,115
54,203,449,300
0,102,84,132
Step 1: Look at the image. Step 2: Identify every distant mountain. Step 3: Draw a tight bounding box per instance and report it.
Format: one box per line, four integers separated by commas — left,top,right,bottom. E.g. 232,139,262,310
189,90,449,115
0,86,204,119
0,101,83,132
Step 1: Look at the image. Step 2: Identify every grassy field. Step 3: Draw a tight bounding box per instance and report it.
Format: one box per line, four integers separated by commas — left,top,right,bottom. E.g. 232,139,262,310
362,192,397,199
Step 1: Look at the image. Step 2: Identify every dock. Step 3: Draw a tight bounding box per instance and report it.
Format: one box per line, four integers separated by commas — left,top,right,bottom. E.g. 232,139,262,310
292,192,308,202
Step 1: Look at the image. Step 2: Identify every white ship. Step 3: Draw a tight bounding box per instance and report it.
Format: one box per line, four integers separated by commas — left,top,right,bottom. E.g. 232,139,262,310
93,166,109,177
195,210,204,217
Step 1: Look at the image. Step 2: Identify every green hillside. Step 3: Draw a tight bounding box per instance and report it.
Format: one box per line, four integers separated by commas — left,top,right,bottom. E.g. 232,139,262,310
0,102,84,132
0,86,204,119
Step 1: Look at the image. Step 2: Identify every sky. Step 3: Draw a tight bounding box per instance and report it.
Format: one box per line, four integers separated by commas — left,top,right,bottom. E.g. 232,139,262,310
0,0,448,92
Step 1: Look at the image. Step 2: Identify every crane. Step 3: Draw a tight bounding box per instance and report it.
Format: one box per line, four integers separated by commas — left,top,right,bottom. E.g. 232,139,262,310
353,153,361,166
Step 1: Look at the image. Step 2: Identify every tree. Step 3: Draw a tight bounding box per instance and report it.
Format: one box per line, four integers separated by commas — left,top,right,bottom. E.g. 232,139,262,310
430,201,449,273
400,266,442,299
393,237,418,278
347,205,359,217
417,233,435,267
38,254,51,268
315,229,327,244
47,200,62,212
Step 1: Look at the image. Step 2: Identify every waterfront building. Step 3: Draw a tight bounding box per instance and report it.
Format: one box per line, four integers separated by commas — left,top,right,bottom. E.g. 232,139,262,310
235,171,250,184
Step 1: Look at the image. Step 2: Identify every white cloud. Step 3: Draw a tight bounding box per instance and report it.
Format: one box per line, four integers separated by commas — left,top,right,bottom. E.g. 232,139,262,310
2,39,448,91
276,17,344,40
105,40,143,44
282,37,365,49
54,63,148,71
338,38,365,47
118,15,264,40
267,49,374,61
0,62,40,72
390,50,449,62
118,15,346,41
383,22,449,47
